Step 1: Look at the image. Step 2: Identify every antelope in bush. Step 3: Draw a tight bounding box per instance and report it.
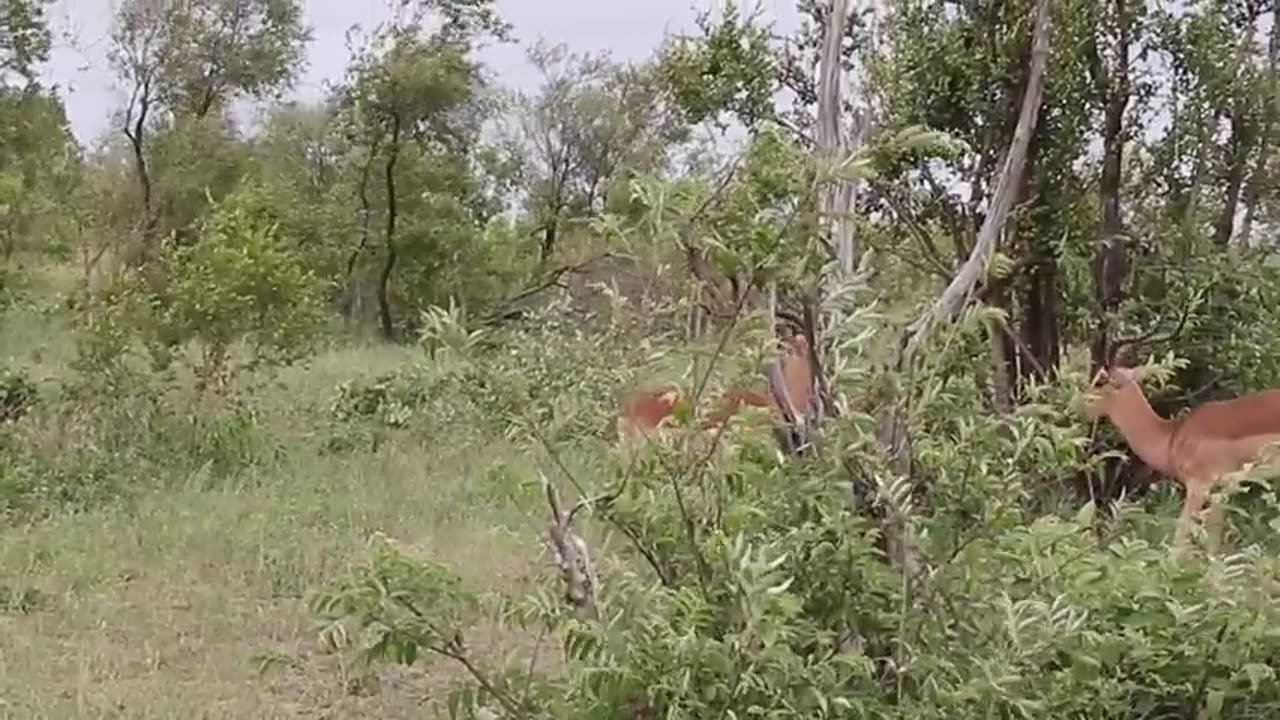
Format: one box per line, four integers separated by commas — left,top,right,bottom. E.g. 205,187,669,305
1086,316,1280,548
618,333,819,457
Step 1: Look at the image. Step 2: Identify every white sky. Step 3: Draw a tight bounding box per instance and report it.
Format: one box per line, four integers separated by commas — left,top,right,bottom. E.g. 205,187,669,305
41,0,802,145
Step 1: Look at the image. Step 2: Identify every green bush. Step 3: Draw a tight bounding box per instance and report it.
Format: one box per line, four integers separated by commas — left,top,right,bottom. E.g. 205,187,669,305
134,183,330,390
0,366,37,423
307,287,1280,719
0,364,274,521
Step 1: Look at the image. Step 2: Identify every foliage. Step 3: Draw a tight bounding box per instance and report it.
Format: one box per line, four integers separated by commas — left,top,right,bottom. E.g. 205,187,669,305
310,301,1280,717
332,2,511,336
0,364,36,423
0,88,81,258
0,0,51,86
324,297,670,457
138,183,330,386
510,41,688,262
110,0,309,120
0,364,271,520
657,4,780,131
10,0,1280,715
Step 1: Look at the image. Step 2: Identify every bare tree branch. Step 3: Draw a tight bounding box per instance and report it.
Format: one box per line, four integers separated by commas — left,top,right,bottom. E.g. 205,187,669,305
542,474,599,620
894,0,1054,373
874,0,1055,575
479,252,618,326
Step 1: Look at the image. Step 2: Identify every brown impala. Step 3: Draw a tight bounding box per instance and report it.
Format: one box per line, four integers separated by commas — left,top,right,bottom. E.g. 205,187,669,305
617,333,817,456
1086,316,1280,548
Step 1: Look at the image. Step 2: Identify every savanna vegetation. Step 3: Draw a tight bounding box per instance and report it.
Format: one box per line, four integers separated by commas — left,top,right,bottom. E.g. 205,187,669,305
6,0,1280,716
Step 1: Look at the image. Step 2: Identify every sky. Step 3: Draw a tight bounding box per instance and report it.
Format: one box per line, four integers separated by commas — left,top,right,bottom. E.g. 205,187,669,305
40,0,802,146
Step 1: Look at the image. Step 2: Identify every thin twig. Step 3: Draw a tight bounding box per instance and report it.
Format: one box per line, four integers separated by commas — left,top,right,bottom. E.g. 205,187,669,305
520,623,549,708
392,597,527,717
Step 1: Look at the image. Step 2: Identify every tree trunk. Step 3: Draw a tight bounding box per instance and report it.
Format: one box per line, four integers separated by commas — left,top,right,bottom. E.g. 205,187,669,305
1212,107,1251,247
1015,130,1059,382
1020,245,1060,381
890,0,1053,392
878,0,1055,576
540,218,558,266
123,82,156,261
377,114,402,342
1240,14,1280,247
1175,108,1221,256
343,135,381,322
816,0,857,277
809,0,852,456
1091,0,1131,373
985,283,1015,413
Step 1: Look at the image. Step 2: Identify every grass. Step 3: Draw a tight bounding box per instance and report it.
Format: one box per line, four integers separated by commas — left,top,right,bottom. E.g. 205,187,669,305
0,274,554,717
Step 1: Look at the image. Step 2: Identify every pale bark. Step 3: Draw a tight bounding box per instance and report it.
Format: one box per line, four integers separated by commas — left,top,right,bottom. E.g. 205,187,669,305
894,0,1053,373
816,0,857,276
876,0,1055,573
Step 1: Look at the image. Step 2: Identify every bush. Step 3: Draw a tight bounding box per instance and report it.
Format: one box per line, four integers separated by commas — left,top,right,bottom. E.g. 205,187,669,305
307,285,1280,718
0,363,274,521
0,366,37,423
127,183,330,392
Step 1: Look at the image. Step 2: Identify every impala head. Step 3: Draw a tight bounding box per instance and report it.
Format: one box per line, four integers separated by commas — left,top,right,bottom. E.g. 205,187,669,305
1085,363,1139,420
1085,294,1197,420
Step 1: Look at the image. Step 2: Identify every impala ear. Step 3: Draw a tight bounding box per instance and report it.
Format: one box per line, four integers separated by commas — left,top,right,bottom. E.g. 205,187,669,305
1089,367,1109,387
658,389,678,407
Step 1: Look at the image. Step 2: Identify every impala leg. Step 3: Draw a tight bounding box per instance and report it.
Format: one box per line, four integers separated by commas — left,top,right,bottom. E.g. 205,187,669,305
1174,480,1210,551
1204,496,1228,555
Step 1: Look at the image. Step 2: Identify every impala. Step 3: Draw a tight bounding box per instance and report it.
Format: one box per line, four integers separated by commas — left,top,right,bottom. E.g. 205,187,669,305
618,334,817,456
1086,322,1280,548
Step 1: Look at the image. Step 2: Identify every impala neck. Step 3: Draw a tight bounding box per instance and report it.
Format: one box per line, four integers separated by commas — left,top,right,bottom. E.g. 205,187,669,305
1105,382,1177,476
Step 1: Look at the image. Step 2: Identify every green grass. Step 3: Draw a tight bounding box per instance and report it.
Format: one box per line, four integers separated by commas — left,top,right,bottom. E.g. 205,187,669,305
0,277,552,717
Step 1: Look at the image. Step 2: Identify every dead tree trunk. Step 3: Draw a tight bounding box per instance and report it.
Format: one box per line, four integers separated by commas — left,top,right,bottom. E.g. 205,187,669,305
816,0,857,278
801,0,855,439
1240,8,1280,247
878,0,1054,572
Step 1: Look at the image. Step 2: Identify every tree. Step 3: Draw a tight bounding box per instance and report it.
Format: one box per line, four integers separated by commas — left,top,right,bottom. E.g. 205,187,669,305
0,89,80,260
252,100,356,284
0,0,51,87
107,0,309,255
514,42,687,264
156,0,309,119
337,0,508,339
0,0,77,263
136,181,329,393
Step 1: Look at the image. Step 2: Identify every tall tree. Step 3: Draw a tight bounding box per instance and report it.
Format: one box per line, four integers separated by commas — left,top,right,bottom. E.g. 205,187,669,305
107,0,309,255
514,42,686,264
339,0,508,339
1089,0,1141,374
0,89,80,260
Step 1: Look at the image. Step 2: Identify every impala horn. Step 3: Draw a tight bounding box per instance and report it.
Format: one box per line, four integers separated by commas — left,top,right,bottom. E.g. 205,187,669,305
1105,290,1201,370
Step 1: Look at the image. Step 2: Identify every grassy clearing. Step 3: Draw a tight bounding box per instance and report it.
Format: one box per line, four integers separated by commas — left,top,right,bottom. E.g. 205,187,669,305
0,312,552,717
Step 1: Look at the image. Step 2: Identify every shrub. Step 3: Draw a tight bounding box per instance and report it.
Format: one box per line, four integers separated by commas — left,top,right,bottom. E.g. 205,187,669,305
133,183,330,392
0,366,37,423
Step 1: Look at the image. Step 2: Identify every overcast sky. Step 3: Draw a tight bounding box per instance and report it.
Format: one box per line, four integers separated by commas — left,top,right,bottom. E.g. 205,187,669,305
41,0,801,145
